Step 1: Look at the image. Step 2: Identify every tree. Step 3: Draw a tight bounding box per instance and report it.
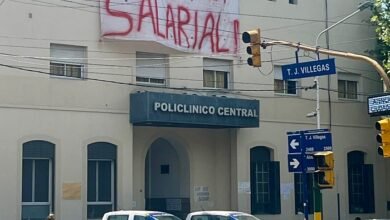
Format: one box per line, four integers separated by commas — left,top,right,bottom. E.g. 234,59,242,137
371,0,390,74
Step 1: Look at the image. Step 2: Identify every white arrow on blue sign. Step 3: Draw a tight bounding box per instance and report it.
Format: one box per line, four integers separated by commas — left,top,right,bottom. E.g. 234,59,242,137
288,154,303,172
287,133,301,154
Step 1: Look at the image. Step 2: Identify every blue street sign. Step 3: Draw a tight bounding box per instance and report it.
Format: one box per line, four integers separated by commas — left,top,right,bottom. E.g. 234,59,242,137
302,129,333,152
282,58,336,80
288,154,316,173
287,133,301,153
288,154,303,172
304,154,316,173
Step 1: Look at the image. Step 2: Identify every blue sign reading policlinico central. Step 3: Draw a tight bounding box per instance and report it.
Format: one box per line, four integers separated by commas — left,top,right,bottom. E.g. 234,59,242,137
282,58,336,80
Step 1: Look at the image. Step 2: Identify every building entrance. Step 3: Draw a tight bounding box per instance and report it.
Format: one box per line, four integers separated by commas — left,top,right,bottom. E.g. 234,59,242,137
145,138,190,219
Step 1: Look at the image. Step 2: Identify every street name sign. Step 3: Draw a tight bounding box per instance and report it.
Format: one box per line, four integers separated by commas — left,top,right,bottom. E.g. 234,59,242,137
287,129,332,173
367,93,390,117
302,129,333,152
282,58,336,80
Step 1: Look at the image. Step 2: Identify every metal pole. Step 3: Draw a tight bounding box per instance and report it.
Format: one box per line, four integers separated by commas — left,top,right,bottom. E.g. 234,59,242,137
315,1,373,47
301,132,309,220
303,172,309,220
261,41,390,91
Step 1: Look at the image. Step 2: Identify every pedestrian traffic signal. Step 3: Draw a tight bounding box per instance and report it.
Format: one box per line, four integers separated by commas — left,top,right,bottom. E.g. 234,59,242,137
375,118,390,157
242,28,261,67
314,151,335,189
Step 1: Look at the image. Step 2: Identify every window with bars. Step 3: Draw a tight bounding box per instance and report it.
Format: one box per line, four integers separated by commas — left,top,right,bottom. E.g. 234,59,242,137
250,147,280,215
136,52,168,86
22,140,55,220
87,142,117,220
347,151,375,213
203,58,231,89
50,44,86,79
294,173,314,214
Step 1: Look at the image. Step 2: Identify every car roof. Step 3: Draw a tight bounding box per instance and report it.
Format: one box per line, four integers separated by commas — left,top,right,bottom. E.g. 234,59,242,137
187,211,251,217
103,210,172,216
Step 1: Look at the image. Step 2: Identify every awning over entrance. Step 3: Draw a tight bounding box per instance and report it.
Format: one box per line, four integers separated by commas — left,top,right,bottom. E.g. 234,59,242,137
130,91,260,128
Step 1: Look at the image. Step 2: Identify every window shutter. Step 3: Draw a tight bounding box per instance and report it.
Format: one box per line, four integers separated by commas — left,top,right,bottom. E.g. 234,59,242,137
203,58,231,72
50,44,86,64
269,161,281,214
362,164,375,213
250,162,257,214
136,52,167,79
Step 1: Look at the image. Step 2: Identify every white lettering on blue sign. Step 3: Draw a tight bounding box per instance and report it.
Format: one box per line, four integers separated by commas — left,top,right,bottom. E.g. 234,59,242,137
153,102,258,118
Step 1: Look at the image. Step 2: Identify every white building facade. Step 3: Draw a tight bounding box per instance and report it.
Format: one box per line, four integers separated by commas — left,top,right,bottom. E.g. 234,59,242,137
0,0,389,220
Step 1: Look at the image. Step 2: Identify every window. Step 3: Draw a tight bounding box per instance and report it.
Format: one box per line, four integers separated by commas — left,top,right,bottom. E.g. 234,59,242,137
88,142,117,219
347,151,375,213
294,173,314,214
338,79,358,99
250,147,280,214
203,58,231,89
289,0,297,4
274,66,298,95
22,140,55,220
338,72,360,100
50,44,86,78
136,52,168,85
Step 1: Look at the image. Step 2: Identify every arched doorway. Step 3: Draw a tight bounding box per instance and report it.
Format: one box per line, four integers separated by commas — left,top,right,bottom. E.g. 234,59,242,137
145,138,190,219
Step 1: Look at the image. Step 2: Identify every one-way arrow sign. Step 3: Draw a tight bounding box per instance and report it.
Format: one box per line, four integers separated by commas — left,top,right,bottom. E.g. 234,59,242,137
290,158,300,169
288,154,303,172
287,133,301,153
290,139,299,150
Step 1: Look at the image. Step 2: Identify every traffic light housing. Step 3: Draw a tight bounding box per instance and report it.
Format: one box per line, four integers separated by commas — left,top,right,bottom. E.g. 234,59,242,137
375,118,390,157
242,28,261,67
314,151,335,189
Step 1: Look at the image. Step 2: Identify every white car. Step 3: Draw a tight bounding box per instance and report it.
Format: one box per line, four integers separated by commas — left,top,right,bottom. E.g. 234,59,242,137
186,211,262,220
102,210,182,220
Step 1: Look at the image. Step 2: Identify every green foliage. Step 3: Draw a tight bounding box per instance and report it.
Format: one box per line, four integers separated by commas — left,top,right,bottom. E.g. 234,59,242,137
371,0,390,73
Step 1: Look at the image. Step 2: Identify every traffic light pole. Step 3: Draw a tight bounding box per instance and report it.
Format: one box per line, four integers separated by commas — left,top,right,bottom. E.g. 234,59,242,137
260,41,390,91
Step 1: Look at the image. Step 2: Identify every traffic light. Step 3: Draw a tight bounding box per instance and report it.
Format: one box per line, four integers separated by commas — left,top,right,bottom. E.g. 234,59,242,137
314,151,335,189
242,28,261,67
375,118,390,157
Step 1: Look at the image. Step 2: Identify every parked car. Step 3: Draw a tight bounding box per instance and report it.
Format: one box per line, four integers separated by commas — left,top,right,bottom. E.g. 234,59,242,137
102,210,182,220
186,211,262,220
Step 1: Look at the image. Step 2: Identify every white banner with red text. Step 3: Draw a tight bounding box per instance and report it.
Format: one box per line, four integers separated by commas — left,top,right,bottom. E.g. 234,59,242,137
100,0,240,55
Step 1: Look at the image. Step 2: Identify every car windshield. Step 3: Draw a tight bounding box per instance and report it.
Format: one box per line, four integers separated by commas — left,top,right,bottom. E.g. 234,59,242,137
191,215,230,220
150,214,181,220
230,214,259,220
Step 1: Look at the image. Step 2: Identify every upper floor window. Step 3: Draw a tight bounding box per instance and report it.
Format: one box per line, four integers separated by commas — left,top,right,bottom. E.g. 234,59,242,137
136,52,168,86
274,66,298,95
203,58,231,89
347,151,375,214
338,72,360,100
50,44,86,79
